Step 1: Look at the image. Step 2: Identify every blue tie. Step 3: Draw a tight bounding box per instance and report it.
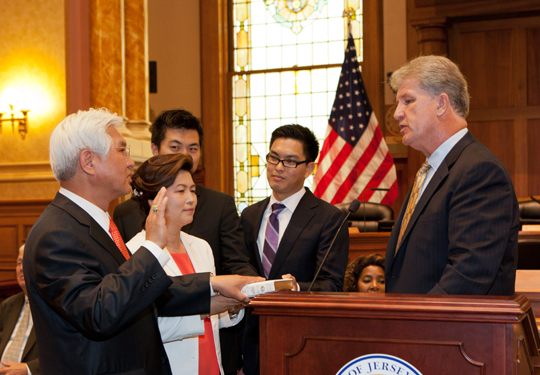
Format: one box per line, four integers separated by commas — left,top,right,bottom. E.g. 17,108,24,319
262,203,286,278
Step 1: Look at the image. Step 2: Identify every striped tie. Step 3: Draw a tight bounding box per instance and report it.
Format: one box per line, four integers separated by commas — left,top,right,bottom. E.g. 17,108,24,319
1,300,31,365
396,161,431,254
109,218,131,260
262,203,286,278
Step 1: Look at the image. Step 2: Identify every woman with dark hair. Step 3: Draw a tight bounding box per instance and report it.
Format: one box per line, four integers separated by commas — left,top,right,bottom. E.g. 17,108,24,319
343,254,385,293
126,153,243,375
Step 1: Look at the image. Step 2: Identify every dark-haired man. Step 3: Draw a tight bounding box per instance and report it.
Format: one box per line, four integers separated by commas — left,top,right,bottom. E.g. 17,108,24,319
113,109,257,375
114,109,256,277
240,124,349,375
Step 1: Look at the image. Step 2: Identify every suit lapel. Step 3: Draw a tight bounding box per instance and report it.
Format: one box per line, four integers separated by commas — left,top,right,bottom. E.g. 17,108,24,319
251,198,269,276
386,184,412,268
52,193,128,265
269,190,316,279
22,325,36,360
0,293,24,355
394,131,476,255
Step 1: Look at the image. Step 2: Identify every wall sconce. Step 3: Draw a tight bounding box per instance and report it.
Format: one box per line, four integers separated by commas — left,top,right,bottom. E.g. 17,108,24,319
0,88,30,140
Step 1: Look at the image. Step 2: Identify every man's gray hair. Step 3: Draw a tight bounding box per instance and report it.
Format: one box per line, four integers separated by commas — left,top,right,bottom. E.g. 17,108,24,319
50,108,124,181
389,55,470,118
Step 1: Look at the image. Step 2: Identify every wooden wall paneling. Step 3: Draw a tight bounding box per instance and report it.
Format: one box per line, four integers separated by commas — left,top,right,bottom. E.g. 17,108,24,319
0,222,17,263
467,120,515,175
0,200,51,281
409,0,540,21
459,28,514,109
528,120,540,195
407,0,540,196
513,118,529,198
528,28,540,107
450,16,540,199
391,157,409,216
513,27,529,198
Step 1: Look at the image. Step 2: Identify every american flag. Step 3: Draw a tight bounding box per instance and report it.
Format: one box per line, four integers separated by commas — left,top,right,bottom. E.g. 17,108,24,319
313,34,398,206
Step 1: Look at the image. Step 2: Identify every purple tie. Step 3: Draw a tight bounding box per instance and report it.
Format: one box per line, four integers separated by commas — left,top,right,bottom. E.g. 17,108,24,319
262,203,285,278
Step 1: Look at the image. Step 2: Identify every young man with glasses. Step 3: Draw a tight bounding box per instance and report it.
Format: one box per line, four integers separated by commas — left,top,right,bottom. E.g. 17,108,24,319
240,124,349,375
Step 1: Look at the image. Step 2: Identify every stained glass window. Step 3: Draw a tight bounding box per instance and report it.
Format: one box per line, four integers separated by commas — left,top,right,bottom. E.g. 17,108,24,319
232,0,363,211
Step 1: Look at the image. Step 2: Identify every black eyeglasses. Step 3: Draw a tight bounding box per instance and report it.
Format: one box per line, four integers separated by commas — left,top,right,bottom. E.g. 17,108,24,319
266,153,308,168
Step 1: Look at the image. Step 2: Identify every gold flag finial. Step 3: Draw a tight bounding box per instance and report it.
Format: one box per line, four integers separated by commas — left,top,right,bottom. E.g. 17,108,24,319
342,8,356,25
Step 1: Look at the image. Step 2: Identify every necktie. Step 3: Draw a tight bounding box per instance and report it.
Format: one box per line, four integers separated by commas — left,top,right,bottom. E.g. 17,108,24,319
262,203,286,278
396,161,431,253
109,218,131,260
2,300,31,365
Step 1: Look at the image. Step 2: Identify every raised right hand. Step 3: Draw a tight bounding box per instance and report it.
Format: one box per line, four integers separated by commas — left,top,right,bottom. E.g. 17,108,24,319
145,187,169,249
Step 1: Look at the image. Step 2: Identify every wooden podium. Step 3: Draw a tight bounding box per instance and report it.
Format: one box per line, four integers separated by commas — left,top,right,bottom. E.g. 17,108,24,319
250,292,540,375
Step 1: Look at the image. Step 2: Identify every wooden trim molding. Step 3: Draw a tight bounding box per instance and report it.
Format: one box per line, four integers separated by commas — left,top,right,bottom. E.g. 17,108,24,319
363,0,385,134
0,162,55,183
0,199,51,281
200,0,232,193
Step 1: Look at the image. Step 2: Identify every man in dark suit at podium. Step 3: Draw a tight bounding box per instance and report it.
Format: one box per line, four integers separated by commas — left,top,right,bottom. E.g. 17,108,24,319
0,245,39,374
385,55,519,295
240,124,349,375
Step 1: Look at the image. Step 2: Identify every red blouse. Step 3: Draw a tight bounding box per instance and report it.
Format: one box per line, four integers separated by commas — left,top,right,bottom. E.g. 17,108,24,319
170,253,220,375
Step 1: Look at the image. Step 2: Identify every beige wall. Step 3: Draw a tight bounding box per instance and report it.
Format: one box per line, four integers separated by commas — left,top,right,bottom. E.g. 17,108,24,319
148,0,201,120
0,0,65,199
383,0,407,106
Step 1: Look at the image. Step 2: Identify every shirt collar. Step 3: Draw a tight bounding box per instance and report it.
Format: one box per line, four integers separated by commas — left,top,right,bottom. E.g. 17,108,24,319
59,187,111,234
427,128,468,171
269,187,306,213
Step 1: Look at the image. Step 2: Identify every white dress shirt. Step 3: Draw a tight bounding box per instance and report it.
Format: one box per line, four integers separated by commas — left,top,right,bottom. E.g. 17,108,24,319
418,128,468,200
256,187,306,261
58,188,170,266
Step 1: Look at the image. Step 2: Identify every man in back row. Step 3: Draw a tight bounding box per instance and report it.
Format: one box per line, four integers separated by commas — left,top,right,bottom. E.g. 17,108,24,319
113,109,257,375
0,245,39,375
114,109,257,277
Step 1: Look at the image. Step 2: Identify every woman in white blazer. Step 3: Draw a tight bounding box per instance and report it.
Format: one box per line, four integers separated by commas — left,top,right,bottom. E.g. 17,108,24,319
126,153,244,375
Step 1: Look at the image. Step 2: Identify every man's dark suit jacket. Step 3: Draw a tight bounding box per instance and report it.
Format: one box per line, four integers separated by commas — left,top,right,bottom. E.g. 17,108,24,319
0,292,39,374
23,193,210,375
113,184,256,277
240,188,349,375
113,184,256,374
385,131,519,295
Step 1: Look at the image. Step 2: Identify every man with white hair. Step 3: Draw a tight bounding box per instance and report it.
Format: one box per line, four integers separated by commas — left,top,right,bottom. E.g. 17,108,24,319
385,55,519,295
0,245,39,374
23,108,261,375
